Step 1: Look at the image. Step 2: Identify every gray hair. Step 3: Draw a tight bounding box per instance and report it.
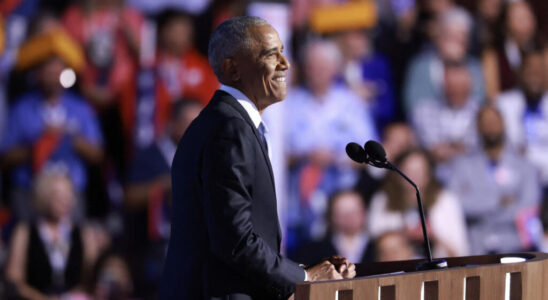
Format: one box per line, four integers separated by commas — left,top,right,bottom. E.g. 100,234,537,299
303,39,343,69
208,16,269,79
33,168,75,215
439,7,473,33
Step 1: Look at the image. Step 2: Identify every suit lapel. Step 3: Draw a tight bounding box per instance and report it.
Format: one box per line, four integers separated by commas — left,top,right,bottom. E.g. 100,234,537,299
213,90,283,249
212,91,276,187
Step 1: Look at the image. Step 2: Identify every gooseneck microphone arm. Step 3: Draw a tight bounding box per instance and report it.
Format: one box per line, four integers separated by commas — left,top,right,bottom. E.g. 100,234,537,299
385,161,433,263
347,140,447,270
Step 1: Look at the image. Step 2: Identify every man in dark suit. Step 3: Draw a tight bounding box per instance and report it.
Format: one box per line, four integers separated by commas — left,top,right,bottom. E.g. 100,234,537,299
160,16,356,300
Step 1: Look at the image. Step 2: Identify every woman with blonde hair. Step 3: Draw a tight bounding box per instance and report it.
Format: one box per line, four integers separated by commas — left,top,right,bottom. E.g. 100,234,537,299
5,170,106,300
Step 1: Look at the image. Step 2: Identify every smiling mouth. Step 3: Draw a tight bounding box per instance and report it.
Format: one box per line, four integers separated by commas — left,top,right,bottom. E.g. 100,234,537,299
273,77,286,82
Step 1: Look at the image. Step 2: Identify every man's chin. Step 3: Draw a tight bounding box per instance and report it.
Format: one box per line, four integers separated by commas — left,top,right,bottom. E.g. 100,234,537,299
258,89,287,109
268,91,287,103
273,95,287,104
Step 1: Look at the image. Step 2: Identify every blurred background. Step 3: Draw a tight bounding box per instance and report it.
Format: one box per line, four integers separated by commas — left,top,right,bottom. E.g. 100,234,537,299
1,0,548,299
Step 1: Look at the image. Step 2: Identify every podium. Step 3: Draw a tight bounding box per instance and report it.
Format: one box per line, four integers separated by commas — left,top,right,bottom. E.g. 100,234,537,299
295,252,548,300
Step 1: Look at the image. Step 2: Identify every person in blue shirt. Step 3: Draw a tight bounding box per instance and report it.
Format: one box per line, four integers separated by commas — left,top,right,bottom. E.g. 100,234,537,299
1,55,103,220
124,98,202,298
336,29,397,133
284,39,378,250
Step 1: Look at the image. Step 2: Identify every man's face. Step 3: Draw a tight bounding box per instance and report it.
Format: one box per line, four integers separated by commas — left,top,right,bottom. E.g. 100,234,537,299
160,17,193,55
304,45,339,96
507,1,536,44
234,25,289,110
521,54,545,99
479,0,502,21
331,192,366,236
437,24,469,62
444,66,471,108
37,57,65,96
478,108,505,149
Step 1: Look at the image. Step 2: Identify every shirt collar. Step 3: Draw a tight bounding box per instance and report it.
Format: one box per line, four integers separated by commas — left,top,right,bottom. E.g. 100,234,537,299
220,84,262,129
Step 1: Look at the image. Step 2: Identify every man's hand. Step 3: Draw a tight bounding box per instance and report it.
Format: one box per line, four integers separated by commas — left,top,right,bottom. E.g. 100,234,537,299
305,256,357,281
327,256,356,279
304,260,343,281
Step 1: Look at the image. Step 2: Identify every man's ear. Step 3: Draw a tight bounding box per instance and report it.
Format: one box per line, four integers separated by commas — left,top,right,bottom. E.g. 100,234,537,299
221,57,240,82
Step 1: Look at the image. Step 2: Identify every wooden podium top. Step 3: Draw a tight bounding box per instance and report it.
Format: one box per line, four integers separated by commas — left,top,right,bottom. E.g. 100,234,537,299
295,252,548,300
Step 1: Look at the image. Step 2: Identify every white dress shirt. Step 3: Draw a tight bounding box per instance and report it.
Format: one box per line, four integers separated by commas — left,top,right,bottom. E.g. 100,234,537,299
220,85,262,127
220,85,273,160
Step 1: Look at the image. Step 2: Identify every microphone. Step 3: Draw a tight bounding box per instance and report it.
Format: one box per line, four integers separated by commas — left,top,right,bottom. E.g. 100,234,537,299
346,141,447,270
363,140,390,169
345,142,367,163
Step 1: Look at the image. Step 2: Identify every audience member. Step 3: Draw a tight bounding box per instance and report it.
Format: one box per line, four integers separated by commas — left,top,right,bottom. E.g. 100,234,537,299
285,39,377,175
375,231,416,262
123,99,201,298
412,61,480,180
482,1,539,100
4,171,107,300
284,39,377,241
1,28,103,220
61,0,143,109
449,106,542,254
61,0,144,179
2,1,548,298
336,29,397,132
155,10,218,107
296,190,375,266
130,10,216,149
290,0,343,31
419,0,456,42
127,0,211,16
125,99,201,209
382,123,418,163
469,0,505,56
404,7,485,114
497,49,548,193
3,10,64,103
355,122,417,203
148,10,217,138
374,0,423,107
90,252,133,300
369,149,468,257
0,1,42,83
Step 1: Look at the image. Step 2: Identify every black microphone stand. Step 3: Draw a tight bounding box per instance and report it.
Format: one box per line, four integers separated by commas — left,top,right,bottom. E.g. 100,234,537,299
347,140,448,270
385,162,447,270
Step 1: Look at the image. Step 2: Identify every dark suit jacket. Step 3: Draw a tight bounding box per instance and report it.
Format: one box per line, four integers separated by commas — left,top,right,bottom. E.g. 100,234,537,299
159,91,305,300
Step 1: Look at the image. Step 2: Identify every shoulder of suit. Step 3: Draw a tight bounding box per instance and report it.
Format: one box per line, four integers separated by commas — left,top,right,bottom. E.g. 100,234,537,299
208,114,254,141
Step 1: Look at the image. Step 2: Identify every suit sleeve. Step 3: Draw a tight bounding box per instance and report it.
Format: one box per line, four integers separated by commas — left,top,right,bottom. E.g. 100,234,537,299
201,118,305,299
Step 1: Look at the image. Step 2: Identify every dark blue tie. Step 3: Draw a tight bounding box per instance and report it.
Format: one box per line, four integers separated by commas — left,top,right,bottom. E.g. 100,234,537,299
258,122,271,160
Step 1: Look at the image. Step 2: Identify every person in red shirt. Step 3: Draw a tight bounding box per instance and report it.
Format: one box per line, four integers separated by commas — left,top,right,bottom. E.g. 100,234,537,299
62,0,144,109
127,10,219,147
153,10,219,135
61,0,145,170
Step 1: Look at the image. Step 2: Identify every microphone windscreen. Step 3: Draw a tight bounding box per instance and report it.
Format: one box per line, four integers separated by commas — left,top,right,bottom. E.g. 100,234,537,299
345,142,366,163
364,140,386,162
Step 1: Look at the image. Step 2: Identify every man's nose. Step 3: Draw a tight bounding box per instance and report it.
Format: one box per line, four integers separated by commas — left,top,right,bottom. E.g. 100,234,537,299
279,53,290,70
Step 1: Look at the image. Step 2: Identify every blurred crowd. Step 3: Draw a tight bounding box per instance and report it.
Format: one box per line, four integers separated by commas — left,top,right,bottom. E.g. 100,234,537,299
1,0,548,299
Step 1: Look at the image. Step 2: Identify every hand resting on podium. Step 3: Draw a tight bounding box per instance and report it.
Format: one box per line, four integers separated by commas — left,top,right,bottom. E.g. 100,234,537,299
288,256,356,300
304,255,356,281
